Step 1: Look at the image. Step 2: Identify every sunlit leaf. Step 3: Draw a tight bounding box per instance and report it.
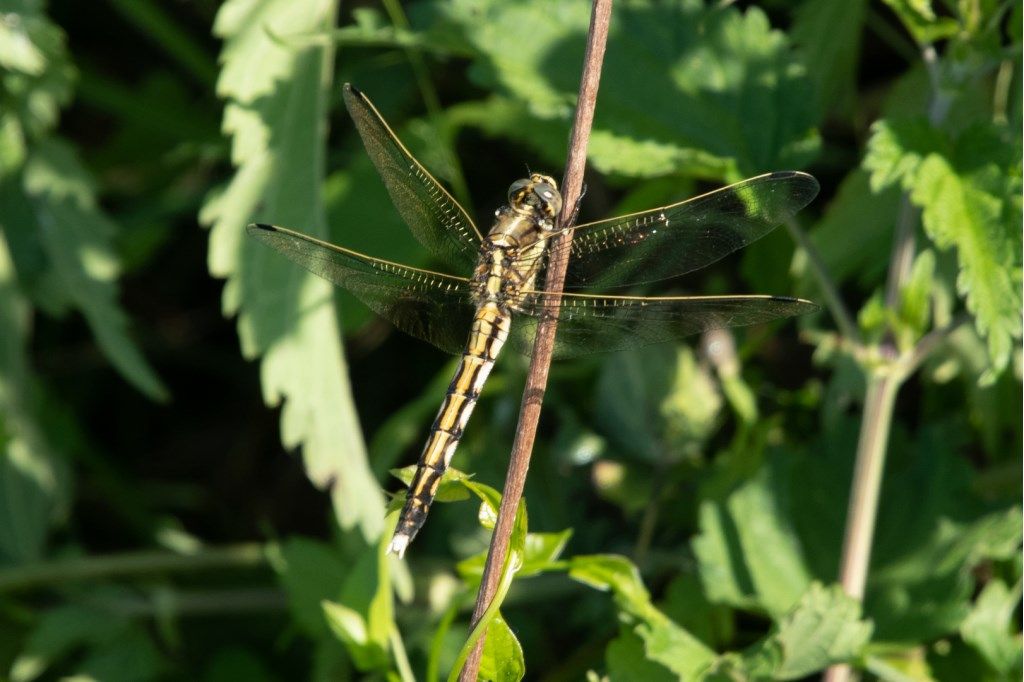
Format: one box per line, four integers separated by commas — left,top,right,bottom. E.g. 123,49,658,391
478,612,525,682
19,140,167,400
864,118,1023,378
960,578,1023,676
747,583,873,679
0,227,66,564
570,554,717,678
0,1,73,177
202,0,384,539
879,0,960,44
440,0,819,178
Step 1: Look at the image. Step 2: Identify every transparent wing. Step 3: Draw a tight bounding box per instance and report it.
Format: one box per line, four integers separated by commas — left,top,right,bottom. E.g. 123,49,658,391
509,291,818,359
248,223,476,355
343,84,483,273
526,171,819,291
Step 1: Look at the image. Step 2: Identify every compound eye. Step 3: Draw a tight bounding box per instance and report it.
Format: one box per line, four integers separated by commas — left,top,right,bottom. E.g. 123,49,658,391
507,179,530,203
534,182,563,215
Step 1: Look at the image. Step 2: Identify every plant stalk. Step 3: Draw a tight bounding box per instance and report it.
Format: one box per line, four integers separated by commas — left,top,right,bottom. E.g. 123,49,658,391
457,1,613,678
0,543,269,592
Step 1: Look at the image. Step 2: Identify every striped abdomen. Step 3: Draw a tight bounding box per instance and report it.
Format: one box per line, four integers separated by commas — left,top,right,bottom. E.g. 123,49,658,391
387,302,511,557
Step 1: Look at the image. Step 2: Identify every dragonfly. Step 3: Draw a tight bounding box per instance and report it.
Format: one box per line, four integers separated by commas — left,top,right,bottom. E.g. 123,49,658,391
248,84,819,557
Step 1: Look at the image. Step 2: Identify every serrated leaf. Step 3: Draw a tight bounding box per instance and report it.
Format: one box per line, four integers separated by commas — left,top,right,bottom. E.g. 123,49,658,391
751,583,873,679
910,149,1022,378
570,554,717,678
864,118,1022,377
442,0,819,178
960,579,1023,675
863,117,947,193
202,0,384,539
478,612,525,682
0,1,74,177
18,139,167,400
0,221,67,564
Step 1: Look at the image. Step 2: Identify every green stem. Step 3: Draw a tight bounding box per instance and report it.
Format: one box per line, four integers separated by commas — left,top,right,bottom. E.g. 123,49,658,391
391,624,416,682
784,216,860,342
823,375,900,682
835,375,900,601
0,543,268,592
89,587,286,617
449,559,517,682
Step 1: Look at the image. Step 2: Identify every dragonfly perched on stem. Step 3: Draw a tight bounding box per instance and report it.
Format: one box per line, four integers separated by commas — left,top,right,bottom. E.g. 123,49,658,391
248,84,819,557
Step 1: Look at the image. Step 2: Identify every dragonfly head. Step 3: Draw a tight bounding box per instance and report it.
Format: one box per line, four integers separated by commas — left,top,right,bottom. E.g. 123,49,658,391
507,173,563,221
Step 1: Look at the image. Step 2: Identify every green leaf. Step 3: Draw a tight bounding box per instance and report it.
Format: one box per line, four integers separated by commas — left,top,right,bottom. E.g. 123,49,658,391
605,628,678,682
879,0,960,44
596,345,721,463
863,117,948,193
10,603,161,682
458,528,572,581
864,118,1023,378
660,572,734,649
76,626,164,682
478,612,525,682
570,554,717,678
910,144,1022,379
800,169,900,294
692,454,813,617
792,0,866,117
0,227,66,564
390,464,472,504
0,1,74,176
748,583,873,679
960,579,1024,675
17,139,167,400
202,0,385,539
330,528,394,671
442,0,819,178
269,538,347,638
895,249,936,349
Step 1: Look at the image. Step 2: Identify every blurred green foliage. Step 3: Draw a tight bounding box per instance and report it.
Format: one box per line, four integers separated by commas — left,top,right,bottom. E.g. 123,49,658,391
0,0,1020,680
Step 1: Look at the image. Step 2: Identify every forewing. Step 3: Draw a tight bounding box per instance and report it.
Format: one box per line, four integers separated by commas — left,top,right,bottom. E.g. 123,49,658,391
529,172,819,290
510,291,817,359
248,223,475,355
343,84,483,273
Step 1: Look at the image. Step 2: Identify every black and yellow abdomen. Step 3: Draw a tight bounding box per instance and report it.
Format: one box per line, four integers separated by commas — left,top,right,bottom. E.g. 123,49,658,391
388,302,511,556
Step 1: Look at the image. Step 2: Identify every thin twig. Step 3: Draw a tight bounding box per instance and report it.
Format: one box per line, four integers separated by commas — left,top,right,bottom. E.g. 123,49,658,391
0,543,268,592
902,313,971,376
824,40,952,682
457,2,613,679
783,216,860,342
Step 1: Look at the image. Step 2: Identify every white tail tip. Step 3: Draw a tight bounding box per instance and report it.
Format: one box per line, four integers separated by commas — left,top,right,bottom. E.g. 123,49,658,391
387,533,411,559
